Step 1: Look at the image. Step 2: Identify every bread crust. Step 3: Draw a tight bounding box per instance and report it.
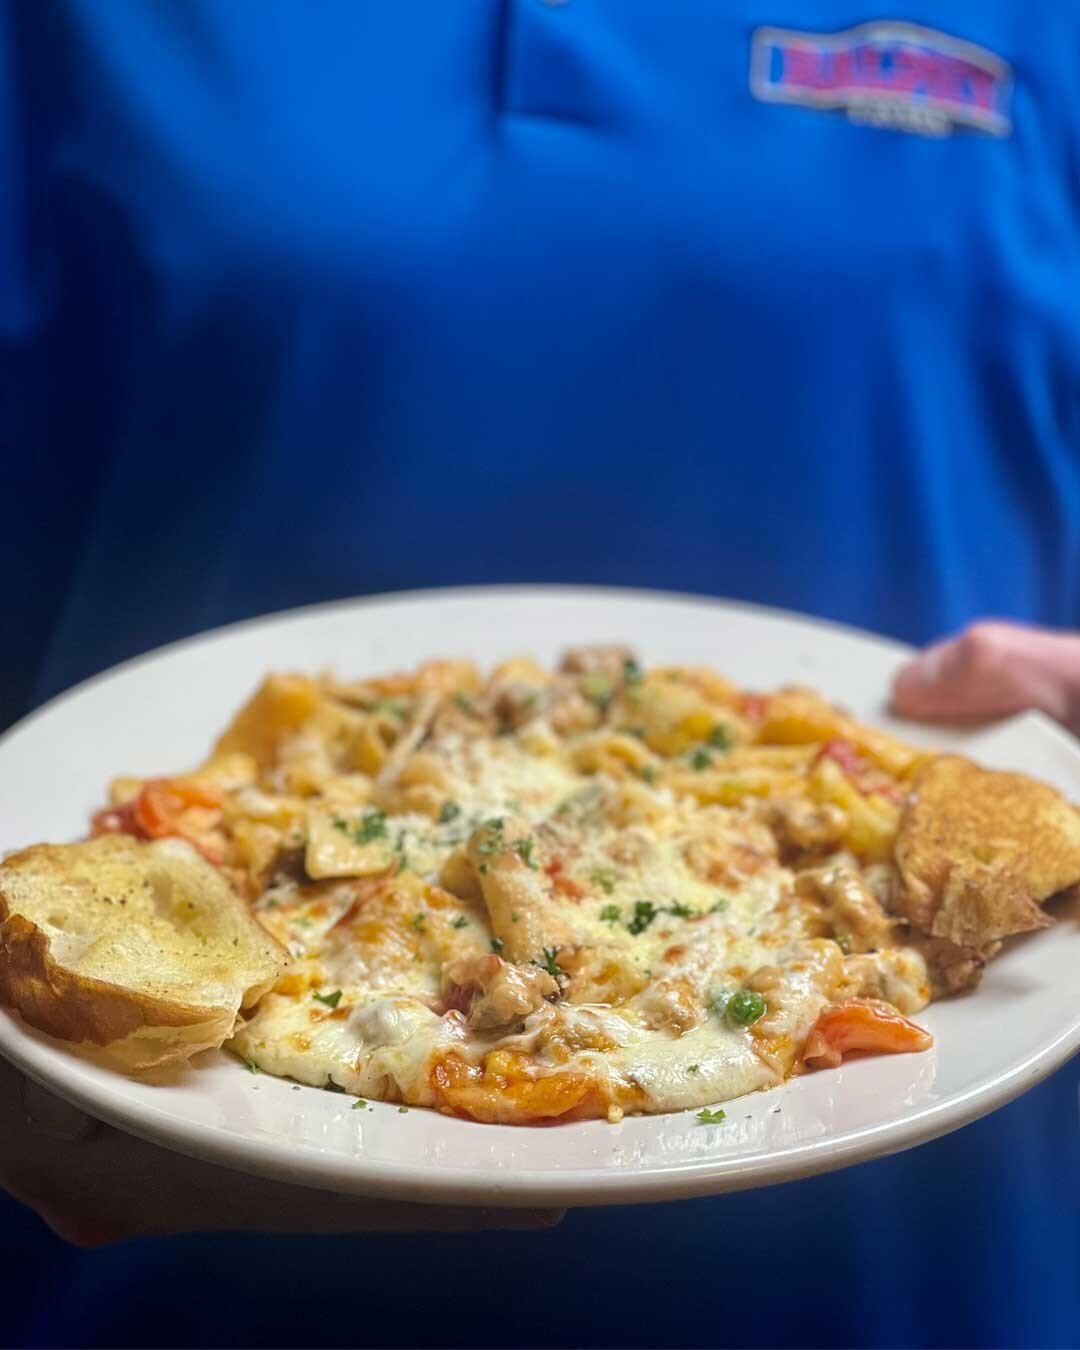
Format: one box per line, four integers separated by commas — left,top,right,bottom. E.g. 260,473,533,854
895,755,1080,951
0,838,287,1071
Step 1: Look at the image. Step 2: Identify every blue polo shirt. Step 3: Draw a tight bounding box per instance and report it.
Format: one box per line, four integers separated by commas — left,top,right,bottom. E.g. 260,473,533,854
3,3,1079,1346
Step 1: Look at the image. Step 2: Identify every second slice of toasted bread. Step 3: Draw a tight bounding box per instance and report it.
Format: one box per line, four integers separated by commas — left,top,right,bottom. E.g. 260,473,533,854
895,754,1080,950
0,835,288,1071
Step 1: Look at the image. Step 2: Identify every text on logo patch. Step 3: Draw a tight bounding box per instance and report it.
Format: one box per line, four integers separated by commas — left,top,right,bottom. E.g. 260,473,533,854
750,22,1011,138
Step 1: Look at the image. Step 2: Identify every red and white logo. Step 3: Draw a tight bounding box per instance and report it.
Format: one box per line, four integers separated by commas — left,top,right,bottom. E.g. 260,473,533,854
750,22,1011,138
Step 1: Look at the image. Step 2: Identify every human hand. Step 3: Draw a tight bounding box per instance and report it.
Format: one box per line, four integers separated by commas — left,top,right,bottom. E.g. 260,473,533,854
0,1057,563,1246
891,621,1080,734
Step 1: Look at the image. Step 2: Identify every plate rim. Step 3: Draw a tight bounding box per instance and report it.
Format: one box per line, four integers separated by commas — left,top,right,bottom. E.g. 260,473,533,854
2,584,1078,1207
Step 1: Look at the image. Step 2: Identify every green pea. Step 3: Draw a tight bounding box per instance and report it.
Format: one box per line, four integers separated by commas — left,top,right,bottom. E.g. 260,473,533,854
727,990,766,1027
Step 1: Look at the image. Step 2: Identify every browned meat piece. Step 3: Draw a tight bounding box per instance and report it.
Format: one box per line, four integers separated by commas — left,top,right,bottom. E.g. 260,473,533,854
440,953,558,1029
559,645,638,677
795,864,898,953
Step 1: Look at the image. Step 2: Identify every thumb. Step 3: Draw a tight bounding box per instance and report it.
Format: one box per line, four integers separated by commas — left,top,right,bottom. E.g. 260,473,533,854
891,622,1080,729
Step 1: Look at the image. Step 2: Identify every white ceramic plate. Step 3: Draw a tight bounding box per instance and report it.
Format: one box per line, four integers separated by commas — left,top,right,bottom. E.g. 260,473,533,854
2,586,1079,1208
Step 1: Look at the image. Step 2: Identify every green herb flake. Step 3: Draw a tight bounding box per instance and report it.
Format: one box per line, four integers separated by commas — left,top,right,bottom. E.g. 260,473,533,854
834,931,852,954
710,898,730,914
591,867,618,895
535,945,566,981
623,658,644,686
639,765,659,784
398,1105,409,1114
477,819,505,856
451,914,469,929
243,1055,262,1075
627,900,661,936
439,800,461,823
513,836,539,869
708,723,733,751
351,1098,368,1110
313,989,343,1010
688,746,713,771
412,912,426,931
338,808,389,846
688,1064,701,1076
324,1076,348,1094
696,1107,727,1125
600,903,621,925
511,912,520,923
491,937,504,955
453,692,474,713
708,989,733,1017
581,672,614,710
667,901,694,919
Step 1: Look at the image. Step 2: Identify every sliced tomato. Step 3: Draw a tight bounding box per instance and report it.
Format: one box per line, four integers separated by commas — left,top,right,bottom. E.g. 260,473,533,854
803,998,933,1070
89,800,139,838
545,858,585,900
90,778,224,863
812,738,902,804
132,779,222,838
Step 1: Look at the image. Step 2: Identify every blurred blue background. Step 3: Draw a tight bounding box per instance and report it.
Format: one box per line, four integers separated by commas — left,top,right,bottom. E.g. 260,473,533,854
3,1,1080,1346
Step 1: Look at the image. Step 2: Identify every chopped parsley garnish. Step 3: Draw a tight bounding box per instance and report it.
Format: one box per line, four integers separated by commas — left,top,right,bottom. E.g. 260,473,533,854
591,867,618,894
313,989,343,1009
726,990,767,1027
581,672,614,710
710,898,730,914
687,1064,700,1076
627,900,661,936
393,830,410,873
478,862,489,874
624,725,646,740
639,765,658,784
334,808,389,845
600,903,621,925
491,937,505,955
324,1076,348,1094
398,1105,409,1114
708,989,733,1017
439,800,461,823
360,696,407,720
451,914,469,929
477,818,505,856
696,1108,727,1125
623,658,643,685
453,691,474,713
412,912,426,931
513,836,539,869
535,945,567,981
688,747,713,771
351,1099,368,1110
667,901,694,919
243,1055,261,1075
555,783,604,818
511,912,520,923
708,723,733,751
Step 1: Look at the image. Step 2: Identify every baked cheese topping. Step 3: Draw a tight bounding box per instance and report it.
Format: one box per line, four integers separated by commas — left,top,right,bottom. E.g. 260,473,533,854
92,648,938,1123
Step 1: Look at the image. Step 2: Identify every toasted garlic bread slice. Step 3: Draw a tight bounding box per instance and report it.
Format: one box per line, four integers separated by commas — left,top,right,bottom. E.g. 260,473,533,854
895,755,1080,950
0,835,287,1071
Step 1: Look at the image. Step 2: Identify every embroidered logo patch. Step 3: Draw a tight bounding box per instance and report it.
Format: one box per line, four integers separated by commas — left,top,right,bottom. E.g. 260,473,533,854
750,22,1011,138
